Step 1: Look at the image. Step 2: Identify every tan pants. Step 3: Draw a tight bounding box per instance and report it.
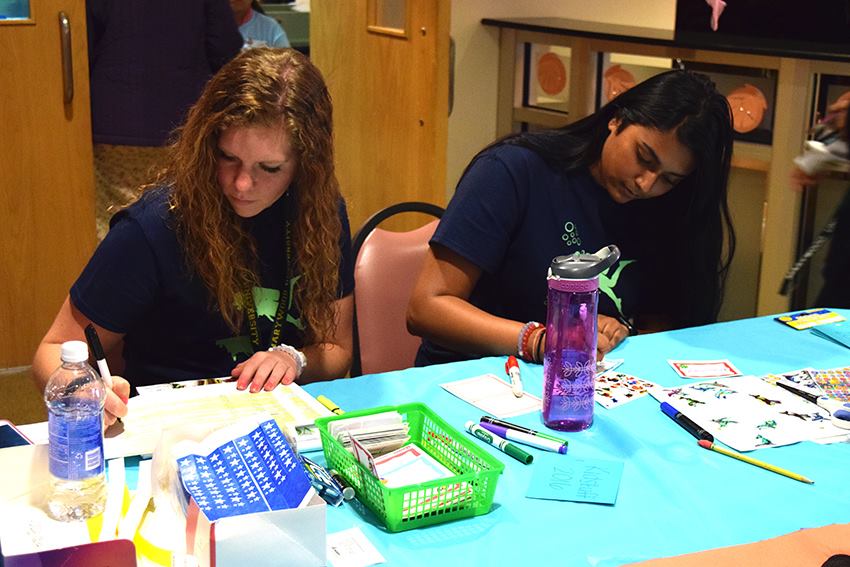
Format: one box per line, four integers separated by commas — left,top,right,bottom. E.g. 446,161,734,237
93,144,168,240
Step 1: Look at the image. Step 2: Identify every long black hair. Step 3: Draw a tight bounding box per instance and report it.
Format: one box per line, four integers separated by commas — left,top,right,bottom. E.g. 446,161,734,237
493,69,736,327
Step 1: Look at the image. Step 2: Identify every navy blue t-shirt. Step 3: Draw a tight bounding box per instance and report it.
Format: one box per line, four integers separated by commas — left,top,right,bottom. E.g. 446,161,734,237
71,187,354,386
416,145,640,366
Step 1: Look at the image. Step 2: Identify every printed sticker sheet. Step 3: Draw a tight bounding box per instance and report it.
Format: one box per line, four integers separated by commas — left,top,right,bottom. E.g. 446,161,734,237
652,375,843,452
811,367,850,401
595,372,659,409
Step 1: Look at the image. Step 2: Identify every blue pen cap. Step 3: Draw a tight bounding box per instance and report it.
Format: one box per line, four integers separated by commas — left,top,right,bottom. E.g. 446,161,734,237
660,402,679,419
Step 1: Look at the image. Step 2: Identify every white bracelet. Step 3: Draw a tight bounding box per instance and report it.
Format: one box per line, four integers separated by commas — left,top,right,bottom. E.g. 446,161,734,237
268,344,307,377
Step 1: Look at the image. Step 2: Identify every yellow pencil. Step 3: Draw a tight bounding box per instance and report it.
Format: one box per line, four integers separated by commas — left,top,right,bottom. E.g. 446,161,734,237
697,439,813,484
316,395,344,415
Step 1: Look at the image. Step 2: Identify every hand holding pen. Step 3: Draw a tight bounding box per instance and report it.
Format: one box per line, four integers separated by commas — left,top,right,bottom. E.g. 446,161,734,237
85,324,130,427
85,324,113,389
597,314,629,360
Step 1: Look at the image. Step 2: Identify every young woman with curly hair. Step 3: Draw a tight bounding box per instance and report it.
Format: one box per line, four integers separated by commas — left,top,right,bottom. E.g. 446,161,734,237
33,48,354,426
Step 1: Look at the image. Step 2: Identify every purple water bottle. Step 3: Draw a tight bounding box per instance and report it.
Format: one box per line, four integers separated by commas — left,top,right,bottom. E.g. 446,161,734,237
542,245,620,431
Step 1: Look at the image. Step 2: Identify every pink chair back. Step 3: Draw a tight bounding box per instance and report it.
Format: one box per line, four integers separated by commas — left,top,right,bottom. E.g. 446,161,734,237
353,220,438,375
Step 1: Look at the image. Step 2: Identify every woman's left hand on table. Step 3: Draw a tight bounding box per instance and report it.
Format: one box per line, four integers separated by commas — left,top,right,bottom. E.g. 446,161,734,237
232,350,300,393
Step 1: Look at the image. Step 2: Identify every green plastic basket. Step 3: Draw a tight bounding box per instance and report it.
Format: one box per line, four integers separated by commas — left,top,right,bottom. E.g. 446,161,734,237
315,402,505,532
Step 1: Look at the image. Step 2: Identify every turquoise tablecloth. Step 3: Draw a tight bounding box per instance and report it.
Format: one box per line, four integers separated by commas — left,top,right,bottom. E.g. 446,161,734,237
304,310,850,566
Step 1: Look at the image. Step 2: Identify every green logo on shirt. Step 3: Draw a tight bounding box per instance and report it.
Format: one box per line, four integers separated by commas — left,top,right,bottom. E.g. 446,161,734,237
559,218,633,319
561,220,582,247
599,259,634,318
216,277,303,361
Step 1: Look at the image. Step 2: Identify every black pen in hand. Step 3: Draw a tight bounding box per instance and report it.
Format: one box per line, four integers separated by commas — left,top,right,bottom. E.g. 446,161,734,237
84,324,129,416
617,315,637,336
85,324,113,389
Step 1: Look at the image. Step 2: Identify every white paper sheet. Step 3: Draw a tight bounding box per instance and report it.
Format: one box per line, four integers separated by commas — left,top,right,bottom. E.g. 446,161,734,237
104,381,332,459
326,527,385,567
440,374,542,418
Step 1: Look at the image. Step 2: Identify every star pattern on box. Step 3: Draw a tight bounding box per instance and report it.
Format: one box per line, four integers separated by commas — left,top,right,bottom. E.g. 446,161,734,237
177,419,313,521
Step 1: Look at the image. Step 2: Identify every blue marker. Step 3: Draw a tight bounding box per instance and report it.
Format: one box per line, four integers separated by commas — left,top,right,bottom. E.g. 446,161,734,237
301,455,344,506
328,469,356,501
660,402,714,442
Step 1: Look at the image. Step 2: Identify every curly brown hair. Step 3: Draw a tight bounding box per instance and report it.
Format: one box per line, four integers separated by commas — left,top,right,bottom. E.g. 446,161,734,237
156,47,342,343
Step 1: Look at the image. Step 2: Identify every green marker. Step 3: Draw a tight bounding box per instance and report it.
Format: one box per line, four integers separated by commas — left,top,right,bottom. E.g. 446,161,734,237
465,421,533,465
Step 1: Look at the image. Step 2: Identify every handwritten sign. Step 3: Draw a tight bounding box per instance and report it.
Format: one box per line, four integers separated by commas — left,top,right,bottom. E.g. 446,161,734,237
526,455,623,505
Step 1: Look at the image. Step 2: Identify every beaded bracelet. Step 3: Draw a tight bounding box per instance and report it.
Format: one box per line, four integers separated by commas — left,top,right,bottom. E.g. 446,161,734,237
268,343,307,377
517,321,544,361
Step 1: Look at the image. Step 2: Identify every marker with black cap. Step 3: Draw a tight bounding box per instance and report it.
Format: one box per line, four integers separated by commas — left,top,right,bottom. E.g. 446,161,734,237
84,324,113,388
660,402,714,442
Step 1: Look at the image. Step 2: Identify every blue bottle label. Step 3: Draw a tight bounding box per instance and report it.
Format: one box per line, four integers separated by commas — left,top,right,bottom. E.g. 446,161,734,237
48,412,104,480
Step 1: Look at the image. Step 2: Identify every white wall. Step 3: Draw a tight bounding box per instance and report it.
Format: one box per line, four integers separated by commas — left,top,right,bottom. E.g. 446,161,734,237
446,0,676,194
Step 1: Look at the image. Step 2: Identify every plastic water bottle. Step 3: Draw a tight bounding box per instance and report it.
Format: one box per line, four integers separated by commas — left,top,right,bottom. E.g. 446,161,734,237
44,340,107,521
542,246,620,431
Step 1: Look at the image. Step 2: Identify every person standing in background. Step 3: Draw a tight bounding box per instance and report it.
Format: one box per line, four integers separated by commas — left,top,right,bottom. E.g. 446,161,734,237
791,93,850,308
87,0,243,239
231,0,291,49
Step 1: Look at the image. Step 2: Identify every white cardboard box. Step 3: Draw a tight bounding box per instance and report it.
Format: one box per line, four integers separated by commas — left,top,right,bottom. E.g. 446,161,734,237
186,492,326,567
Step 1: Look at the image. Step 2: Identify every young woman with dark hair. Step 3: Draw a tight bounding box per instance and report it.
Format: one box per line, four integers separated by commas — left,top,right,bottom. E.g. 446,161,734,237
408,69,735,367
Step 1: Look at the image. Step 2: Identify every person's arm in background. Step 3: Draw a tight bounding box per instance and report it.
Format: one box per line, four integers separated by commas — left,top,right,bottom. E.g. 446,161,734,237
33,297,130,428
407,244,627,362
827,95,850,136
791,93,850,189
232,294,354,391
204,0,244,71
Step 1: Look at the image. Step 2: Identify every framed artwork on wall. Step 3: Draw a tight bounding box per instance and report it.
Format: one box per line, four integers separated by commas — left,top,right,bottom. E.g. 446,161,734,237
523,43,572,115
683,61,778,145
